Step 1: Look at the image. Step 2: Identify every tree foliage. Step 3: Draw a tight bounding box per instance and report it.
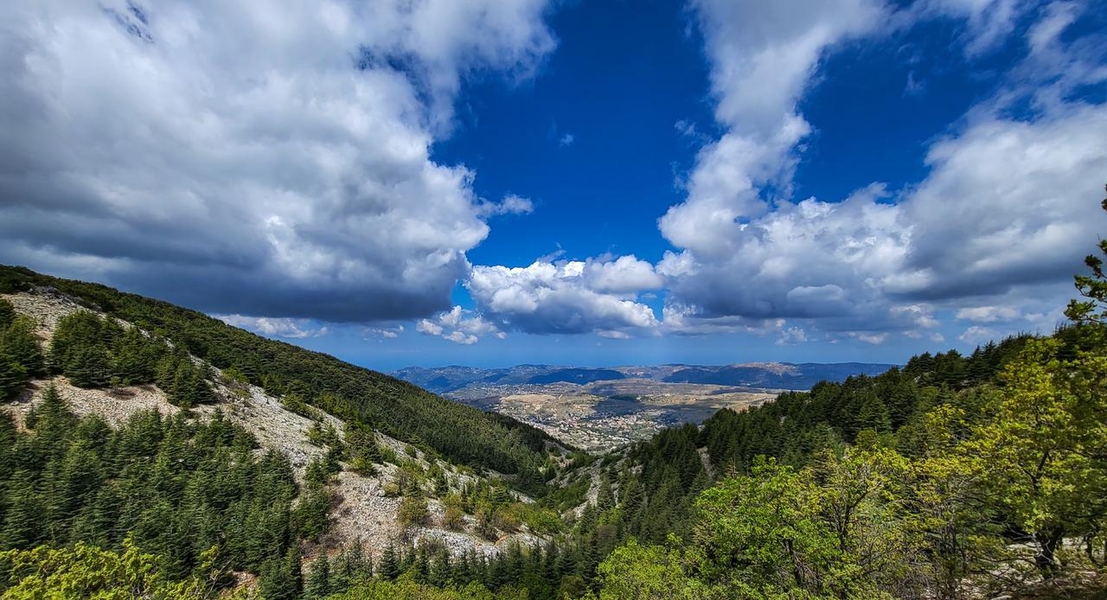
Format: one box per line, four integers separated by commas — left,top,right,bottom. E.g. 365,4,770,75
0,266,560,493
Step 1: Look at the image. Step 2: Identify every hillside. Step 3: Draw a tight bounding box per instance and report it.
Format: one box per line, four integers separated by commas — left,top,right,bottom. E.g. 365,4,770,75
0,265,562,495
0,281,574,597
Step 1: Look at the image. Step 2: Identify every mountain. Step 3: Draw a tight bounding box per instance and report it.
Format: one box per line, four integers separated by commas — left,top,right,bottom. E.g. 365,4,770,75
395,361,895,394
0,266,585,598
0,266,560,492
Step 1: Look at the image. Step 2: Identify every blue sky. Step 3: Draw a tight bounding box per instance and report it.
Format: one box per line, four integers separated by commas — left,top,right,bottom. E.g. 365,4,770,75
2,0,1106,370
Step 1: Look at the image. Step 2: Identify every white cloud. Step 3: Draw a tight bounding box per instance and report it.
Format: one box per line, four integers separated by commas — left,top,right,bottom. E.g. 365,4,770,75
654,0,1107,345
656,0,892,335
415,320,444,336
364,324,405,339
896,104,1107,300
217,315,329,339
417,305,506,344
955,305,1021,322
585,255,665,294
444,331,479,345
852,332,888,345
659,184,911,323
559,133,575,147
468,258,660,335
688,0,887,135
476,194,535,217
919,0,1026,55
776,326,808,345
0,0,555,322
958,325,999,344
659,0,886,259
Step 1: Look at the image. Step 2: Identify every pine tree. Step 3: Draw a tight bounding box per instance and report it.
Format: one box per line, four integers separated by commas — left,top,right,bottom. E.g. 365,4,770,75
1,469,46,549
48,311,111,375
1067,185,1107,324
595,474,615,513
1,316,44,377
111,326,161,385
0,298,14,329
378,545,400,580
304,555,331,599
0,358,27,401
67,344,111,388
293,484,332,541
258,546,303,600
856,391,892,435
26,383,77,453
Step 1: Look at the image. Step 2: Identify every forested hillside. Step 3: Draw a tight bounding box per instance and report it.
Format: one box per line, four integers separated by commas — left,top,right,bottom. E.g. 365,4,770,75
0,266,560,494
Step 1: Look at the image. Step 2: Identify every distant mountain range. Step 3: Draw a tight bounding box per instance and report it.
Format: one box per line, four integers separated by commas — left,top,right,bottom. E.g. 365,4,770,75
394,362,897,394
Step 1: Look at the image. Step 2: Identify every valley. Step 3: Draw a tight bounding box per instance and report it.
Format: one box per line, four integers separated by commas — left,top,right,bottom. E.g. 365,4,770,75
395,363,893,450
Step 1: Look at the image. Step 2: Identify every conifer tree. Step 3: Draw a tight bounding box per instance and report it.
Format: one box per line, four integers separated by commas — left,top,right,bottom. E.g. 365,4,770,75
0,358,27,401
111,326,162,385
66,344,111,388
258,546,303,600
304,555,331,600
378,545,400,580
1067,185,1107,324
1,469,46,549
2,315,44,377
0,298,14,329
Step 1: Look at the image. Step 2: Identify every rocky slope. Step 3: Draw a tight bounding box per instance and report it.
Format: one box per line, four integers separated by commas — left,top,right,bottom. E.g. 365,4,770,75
1,288,548,562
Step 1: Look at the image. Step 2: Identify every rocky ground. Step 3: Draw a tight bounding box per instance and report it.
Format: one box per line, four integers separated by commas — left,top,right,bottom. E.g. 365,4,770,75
1,289,546,562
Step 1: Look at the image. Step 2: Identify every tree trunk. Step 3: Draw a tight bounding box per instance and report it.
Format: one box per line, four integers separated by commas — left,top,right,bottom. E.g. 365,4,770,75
1035,528,1064,577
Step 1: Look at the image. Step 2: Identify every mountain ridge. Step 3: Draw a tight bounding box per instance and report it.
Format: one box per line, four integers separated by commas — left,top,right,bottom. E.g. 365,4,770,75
0,265,563,493
394,361,897,394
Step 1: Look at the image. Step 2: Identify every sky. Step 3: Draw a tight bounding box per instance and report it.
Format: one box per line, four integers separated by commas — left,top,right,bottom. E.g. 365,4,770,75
1,0,1106,371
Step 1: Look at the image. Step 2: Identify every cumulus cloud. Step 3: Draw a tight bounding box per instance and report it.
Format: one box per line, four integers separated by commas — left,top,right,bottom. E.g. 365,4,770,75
959,325,1000,344
955,305,1021,323
654,0,1107,344
656,0,891,335
0,0,554,322
659,0,885,256
467,257,661,335
363,324,405,339
476,194,535,218
776,326,809,345
217,315,329,339
559,133,575,147
417,305,506,344
659,184,913,327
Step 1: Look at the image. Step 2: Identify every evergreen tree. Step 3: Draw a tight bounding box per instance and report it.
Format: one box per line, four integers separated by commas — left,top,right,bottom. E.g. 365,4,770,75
293,483,332,541
378,545,400,580
0,298,14,329
1067,185,1107,324
1,469,46,549
1,315,44,377
0,358,27,401
66,344,111,388
304,555,331,600
258,546,303,600
26,383,77,452
111,326,163,385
